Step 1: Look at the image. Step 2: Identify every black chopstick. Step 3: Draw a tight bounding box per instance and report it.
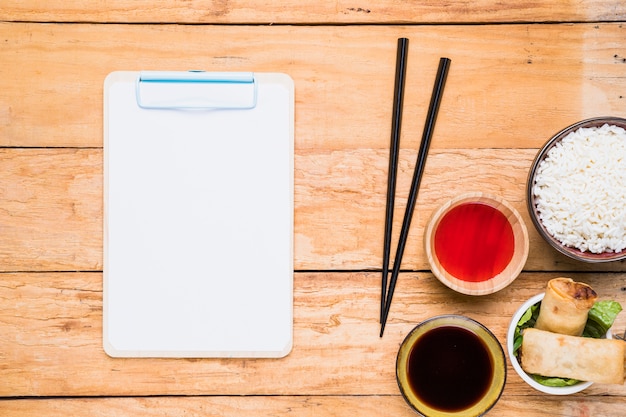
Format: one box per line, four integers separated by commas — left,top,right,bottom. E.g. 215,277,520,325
381,37,409,323
380,57,451,337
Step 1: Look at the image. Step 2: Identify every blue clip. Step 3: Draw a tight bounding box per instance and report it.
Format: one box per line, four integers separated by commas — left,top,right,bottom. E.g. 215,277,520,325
135,71,258,109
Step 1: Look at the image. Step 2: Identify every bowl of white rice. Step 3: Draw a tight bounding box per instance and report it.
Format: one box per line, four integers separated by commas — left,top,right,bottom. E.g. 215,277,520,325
527,117,626,262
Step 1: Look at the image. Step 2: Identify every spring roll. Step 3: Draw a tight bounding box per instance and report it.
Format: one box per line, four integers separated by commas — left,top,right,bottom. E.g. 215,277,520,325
520,328,625,385
535,277,597,336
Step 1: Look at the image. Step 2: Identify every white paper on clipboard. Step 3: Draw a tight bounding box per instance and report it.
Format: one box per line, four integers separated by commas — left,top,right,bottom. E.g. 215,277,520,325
103,71,294,358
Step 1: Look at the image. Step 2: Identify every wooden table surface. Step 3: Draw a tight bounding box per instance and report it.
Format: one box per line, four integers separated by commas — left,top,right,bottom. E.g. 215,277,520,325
2,2,626,416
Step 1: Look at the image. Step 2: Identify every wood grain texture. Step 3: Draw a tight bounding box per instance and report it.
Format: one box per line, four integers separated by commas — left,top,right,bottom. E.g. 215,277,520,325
0,149,101,271
3,5,626,415
2,23,626,149
1,395,625,417
0,271,624,399
2,0,626,24
3,148,626,273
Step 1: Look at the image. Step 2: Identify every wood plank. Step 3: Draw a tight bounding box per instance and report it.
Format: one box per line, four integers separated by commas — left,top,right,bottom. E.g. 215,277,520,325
2,148,626,272
295,146,626,272
0,149,101,271
1,395,625,417
1,271,624,397
2,0,625,24
4,4,626,416
2,23,625,148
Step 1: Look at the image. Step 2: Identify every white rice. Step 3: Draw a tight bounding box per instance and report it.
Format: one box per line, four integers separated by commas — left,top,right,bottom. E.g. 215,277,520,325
533,123,626,254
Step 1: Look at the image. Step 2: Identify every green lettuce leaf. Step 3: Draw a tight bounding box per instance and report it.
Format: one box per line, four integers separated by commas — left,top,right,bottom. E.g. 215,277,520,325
531,374,581,387
513,302,540,356
515,299,623,387
583,300,623,338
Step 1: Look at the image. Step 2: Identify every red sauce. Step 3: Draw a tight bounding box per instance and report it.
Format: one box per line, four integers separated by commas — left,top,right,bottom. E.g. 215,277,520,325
434,202,514,282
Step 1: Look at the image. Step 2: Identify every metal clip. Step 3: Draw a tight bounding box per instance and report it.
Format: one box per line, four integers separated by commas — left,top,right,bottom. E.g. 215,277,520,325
135,71,258,109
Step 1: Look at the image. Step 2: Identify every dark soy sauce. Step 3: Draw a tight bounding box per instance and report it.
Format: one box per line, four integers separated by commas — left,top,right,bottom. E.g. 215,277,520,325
407,326,493,412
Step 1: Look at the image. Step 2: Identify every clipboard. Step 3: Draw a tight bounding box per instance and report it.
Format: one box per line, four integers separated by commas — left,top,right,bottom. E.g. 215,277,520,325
103,71,294,358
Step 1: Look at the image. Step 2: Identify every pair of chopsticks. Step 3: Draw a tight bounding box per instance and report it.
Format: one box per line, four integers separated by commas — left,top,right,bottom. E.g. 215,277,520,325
380,38,451,337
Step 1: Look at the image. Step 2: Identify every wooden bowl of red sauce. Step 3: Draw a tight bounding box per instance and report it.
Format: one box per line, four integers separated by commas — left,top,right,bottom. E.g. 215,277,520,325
424,193,529,296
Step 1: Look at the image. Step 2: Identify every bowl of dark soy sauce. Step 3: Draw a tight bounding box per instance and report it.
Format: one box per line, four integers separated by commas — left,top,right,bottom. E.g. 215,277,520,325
396,315,506,416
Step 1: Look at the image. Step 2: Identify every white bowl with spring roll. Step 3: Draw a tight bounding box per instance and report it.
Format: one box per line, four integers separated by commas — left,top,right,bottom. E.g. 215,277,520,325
508,293,593,394
506,278,624,395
